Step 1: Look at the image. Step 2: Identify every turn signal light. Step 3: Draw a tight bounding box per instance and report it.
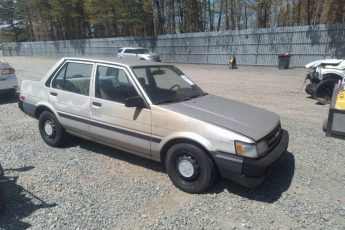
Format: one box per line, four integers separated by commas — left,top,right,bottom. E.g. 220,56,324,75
235,143,244,155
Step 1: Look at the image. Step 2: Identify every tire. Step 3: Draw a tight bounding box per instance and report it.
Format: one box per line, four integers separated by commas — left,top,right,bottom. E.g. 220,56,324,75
165,143,216,193
0,163,4,214
323,118,328,132
305,83,317,96
0,189,5,214
38,111,66,147
314,78,338,104
0,164,3,178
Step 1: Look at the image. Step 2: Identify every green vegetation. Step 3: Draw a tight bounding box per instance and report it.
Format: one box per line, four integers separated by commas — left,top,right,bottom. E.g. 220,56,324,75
0,0,344,42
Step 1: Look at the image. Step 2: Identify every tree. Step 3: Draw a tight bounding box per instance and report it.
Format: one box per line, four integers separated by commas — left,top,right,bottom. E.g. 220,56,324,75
325,0,345,24
253,0,272,28
0,0,25,41
1,0,344,42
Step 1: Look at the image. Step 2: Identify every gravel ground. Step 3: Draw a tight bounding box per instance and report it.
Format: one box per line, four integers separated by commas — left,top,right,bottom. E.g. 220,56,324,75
0,56,344,229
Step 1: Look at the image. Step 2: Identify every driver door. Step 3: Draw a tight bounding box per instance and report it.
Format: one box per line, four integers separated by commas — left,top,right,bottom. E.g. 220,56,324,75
90,64,152,156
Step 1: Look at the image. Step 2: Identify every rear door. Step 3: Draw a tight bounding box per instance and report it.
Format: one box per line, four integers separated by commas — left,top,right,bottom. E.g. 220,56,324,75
49,61,94,137
90,64,152,156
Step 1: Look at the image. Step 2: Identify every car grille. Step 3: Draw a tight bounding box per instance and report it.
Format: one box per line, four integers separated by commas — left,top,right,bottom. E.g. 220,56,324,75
262,123,282,155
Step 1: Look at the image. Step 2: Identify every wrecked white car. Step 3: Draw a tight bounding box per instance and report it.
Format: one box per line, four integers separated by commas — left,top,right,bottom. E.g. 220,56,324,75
305,59,345,104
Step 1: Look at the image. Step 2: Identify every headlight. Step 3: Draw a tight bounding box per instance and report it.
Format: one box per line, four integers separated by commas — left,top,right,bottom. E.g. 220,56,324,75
235,141,258,158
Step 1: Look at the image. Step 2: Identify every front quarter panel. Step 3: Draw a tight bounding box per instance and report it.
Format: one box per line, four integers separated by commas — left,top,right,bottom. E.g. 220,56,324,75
151,105,253,161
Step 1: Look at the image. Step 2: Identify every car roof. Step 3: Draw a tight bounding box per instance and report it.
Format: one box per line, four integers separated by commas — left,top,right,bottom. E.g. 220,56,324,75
63,57,168,68
120,47,147,50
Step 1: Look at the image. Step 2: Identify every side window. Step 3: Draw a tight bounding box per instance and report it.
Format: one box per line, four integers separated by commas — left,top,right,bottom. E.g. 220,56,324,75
45,62,66,87
95,65,138,103
51,62,93,96
118,48,123,53
124,49,136,54
52,64,67,90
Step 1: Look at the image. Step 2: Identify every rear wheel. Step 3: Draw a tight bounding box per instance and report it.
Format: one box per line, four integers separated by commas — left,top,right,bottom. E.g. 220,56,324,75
165,143,216,193
38,111,66,147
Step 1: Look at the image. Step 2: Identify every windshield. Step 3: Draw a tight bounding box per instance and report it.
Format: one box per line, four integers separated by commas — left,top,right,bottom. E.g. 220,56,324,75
135,48,149,54
132,66,206,104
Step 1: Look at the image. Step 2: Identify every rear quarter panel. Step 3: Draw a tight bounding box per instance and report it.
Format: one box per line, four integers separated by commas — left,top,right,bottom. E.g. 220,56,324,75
21,80,49,103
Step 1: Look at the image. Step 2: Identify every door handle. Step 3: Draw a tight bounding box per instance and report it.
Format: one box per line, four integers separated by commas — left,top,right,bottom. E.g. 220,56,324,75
92,102,102,107
50,92,58,96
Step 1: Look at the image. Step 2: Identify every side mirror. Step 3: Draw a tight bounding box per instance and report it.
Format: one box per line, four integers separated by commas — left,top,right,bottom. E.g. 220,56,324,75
125,96,147,108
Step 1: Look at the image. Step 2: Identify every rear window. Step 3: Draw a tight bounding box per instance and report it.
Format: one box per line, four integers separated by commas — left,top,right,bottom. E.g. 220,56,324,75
118,48,123,53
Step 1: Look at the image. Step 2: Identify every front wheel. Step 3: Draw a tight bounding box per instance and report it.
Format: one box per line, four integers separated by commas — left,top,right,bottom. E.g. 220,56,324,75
314,79,338,104
165,143,216,193
38,111,66,147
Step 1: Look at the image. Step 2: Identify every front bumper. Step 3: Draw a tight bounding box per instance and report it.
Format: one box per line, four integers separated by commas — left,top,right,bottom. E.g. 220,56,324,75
211,130,289,188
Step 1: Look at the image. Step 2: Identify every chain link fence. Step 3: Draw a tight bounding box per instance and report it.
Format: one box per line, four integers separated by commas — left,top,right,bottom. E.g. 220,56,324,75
2,24,345,67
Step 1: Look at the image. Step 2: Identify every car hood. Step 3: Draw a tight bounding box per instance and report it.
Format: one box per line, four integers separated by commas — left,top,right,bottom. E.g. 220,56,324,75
305,59,343,69
161,95,280,141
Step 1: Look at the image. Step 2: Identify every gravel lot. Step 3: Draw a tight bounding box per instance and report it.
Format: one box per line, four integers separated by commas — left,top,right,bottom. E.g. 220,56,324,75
0,56,344,229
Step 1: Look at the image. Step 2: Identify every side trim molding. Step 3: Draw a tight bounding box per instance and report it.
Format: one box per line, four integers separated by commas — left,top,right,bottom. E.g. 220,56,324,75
57,112,161,143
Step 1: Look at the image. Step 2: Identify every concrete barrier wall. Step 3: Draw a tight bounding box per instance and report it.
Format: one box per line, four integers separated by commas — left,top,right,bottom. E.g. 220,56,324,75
2,24,345,67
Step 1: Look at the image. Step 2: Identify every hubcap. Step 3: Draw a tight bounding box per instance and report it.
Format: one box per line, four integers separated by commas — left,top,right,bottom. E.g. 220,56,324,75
44,120,54,136
176,154,200,181
178,160,194,178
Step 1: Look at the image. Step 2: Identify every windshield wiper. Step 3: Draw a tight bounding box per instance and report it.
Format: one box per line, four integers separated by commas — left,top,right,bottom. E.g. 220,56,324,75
157,97,192,104
156,93,208,105
189,93,208,99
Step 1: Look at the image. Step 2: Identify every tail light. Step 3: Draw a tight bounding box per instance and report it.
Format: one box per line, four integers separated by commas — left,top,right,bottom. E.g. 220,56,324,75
19,95,25,101
2,68,15,75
